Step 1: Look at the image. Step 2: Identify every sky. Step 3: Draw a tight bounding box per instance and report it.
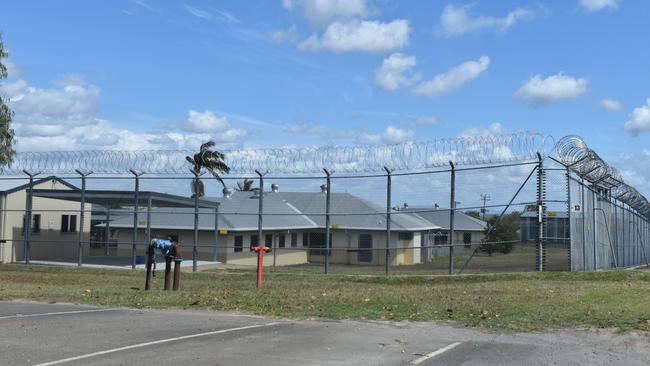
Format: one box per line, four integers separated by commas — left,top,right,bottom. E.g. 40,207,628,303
0,0,649,199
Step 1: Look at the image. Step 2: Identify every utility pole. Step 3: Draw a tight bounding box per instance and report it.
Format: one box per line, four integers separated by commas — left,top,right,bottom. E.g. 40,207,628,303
480,194,491,220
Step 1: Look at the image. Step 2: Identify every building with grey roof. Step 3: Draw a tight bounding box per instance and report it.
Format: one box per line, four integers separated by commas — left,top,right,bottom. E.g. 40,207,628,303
402,207,488,262
102,187,485,267
0,177,92,264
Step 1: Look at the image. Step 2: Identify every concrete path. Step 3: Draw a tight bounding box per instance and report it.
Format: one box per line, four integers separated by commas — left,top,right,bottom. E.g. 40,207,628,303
1,301,648,365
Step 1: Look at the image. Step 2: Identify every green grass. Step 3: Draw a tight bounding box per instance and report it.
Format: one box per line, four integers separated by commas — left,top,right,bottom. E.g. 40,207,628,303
1,264,649,332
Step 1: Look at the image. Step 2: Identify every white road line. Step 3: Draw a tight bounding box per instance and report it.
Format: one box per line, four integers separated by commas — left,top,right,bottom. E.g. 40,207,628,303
34,322,281,366
0,308,119,320
410,342,462,365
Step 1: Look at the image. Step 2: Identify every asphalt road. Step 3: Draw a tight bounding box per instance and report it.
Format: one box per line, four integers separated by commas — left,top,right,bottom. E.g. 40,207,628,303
1,301,648,365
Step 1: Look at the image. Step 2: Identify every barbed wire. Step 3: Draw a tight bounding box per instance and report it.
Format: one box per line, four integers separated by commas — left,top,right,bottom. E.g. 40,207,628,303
2,132,552,175
557,135,649,218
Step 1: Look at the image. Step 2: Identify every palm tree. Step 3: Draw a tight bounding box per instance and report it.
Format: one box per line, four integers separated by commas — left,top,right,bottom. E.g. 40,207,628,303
236,178,254,191
186,141,231,191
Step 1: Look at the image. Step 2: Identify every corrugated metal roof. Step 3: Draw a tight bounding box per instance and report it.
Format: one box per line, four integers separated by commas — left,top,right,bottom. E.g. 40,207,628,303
403,208,487,231
106,190,440,232
0,176,78,194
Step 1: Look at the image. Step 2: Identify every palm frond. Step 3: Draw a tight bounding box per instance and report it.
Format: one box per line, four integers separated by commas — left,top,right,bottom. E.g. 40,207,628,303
200,140,216,152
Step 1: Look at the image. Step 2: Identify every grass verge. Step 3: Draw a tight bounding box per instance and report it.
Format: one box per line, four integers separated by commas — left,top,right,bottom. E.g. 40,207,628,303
1,264,649,332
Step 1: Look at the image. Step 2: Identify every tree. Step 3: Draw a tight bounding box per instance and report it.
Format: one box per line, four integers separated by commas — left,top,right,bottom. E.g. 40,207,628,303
236,178,254,191
479,211,521,256
185,140,231,191
0,34,16,166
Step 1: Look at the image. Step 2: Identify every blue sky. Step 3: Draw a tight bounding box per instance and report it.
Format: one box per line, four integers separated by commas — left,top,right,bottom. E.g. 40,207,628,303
0,0,649,196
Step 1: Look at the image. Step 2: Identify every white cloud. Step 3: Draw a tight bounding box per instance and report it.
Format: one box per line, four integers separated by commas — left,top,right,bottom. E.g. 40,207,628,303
624,98,650,135
616,150,650,195
412,56,490,98
458,122,505,138
356,132,381,144
184,5,241,23
374,53,420,91
600,98,623,111
1,77,99,124
4,60,20,78
284,122,417,145
272,25,300,43
439,4,533,37
382,126,414,143
0,77,249,151
283,0,372,28
299,19,410,53
579,0,621,12
183,110,230,133
515,73,588,106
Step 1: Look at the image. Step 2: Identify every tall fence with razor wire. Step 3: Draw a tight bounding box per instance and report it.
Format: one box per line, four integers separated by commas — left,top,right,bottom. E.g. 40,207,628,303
0,132,647,276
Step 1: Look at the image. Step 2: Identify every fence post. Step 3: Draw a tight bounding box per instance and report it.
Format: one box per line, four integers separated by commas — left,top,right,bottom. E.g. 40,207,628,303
255,170,265,276
448,161,456,275
613,197,618,268
129,169,142,269
581,178,586,271
323,169,332,274
75,170,92,267
384,166,392,276
592,186,597,270
146,195,152,256
105,208,111,256
535,153,545,272
213,206,219,262
621,203,627,267
191,170,201,273
566,167,572,272
22,170,39,264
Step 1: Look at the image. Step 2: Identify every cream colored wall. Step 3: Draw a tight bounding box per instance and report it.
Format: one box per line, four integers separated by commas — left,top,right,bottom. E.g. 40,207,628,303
0,179,91,263
113,228,309,266
111,227,425,267
308,230,419,266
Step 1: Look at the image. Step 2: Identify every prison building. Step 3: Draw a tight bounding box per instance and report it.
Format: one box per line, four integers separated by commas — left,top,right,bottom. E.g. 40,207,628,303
402,208,488,261
97,186,486,267
0,177,92,264
520,210,570,244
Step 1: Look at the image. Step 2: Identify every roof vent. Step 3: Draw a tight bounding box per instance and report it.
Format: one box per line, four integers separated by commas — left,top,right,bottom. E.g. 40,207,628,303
222,187,233,199
320,184,327,193
271,184,279,193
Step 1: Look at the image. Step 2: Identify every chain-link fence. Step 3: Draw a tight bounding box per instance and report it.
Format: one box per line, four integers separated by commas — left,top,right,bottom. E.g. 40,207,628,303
1,140,648,276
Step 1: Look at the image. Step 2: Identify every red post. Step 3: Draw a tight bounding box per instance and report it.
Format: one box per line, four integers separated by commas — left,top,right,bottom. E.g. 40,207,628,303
251,245,271,289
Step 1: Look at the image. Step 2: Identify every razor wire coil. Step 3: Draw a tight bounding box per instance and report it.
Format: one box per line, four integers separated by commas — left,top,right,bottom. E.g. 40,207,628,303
3,132,552,175
557,135,649,218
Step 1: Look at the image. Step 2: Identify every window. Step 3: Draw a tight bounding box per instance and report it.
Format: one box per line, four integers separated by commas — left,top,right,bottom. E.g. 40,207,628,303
265,234,273,247
302,233,309,247
434,235,448,245
463,233,472,248
250,235,258,247
22,214,41,234
234,235,243,253
32,215,40,233
308,232,327,256
291,233,298,248
358,234,373,263
278,234,285,248
398,232,413,241
61,215,77,233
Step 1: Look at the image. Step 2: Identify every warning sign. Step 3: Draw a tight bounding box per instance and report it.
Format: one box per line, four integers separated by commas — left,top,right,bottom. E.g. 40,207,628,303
571,204,581,212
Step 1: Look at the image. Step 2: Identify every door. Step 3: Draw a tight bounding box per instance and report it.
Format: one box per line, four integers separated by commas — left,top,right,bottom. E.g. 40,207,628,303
358,234,373,263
